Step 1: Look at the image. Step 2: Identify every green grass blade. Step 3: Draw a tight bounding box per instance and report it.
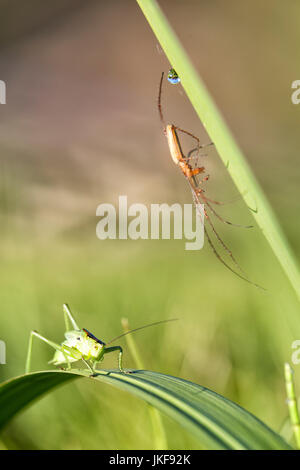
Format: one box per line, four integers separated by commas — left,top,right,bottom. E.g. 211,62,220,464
284,363,300,448
0,370,292,449
0,371,77,431
136,0,300,300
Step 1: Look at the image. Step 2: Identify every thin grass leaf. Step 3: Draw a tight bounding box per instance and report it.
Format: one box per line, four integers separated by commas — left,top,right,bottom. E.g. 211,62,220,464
136,0,300,300
0,370,292,450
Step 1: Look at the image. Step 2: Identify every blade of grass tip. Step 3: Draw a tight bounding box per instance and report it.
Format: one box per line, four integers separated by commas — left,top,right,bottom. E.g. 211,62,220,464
121,318,168,450
284,363,300,449
136,0,300,302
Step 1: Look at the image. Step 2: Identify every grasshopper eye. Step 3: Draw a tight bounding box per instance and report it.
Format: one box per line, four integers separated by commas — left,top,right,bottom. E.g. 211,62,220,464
77,337,81,341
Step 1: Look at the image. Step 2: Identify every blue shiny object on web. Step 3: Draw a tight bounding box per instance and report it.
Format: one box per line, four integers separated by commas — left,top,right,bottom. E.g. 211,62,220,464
167,68,180,84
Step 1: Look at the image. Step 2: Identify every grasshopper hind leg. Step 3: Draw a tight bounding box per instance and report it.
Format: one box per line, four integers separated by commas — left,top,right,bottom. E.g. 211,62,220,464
102,345,132,374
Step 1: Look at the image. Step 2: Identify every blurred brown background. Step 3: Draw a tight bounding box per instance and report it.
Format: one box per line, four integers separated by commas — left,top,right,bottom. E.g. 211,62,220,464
1,0,300,236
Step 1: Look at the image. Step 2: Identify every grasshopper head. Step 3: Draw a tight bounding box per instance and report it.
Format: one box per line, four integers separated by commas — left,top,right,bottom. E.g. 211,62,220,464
65,329,104,360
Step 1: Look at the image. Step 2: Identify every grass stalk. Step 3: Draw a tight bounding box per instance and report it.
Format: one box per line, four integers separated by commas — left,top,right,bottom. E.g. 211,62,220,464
284,363,300,449
121,318,168,449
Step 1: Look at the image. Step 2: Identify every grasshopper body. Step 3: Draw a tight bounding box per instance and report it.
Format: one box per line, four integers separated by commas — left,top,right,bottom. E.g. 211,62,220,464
25,304,175,375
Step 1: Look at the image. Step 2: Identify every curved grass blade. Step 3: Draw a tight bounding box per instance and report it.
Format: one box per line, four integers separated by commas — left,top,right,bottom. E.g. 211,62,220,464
0,371,77,431
0,370,292,450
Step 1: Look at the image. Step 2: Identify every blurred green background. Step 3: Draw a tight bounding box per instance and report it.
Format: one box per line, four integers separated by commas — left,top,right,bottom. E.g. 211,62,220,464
1,0,300,449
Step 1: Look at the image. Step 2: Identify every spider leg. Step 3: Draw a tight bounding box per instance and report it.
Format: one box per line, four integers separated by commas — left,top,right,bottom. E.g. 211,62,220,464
191,187,246,275
187,144,213,160
203,225,264,289
203,196,253,229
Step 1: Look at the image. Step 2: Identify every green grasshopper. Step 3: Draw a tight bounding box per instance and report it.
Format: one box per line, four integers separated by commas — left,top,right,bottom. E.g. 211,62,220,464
25,304,176,375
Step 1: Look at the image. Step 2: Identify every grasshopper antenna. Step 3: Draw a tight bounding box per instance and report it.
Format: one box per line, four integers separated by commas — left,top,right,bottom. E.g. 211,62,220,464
106,318,178,345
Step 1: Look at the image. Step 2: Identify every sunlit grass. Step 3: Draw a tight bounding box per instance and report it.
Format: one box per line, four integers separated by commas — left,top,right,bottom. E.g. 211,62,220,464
0,227,299,448
136,0,300,303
